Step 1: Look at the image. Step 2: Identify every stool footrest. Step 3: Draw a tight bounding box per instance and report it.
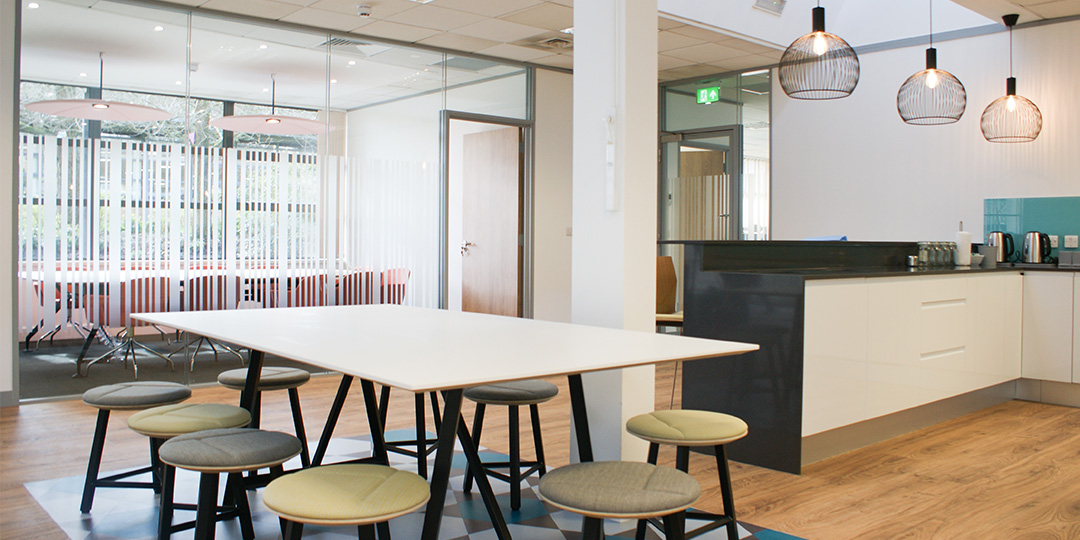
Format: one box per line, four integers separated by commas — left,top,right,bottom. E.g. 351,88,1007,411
96,465,155,484
94,480,157,490
385,440,438,459
481,464,543,484
165,506,243,535
643,511,735,539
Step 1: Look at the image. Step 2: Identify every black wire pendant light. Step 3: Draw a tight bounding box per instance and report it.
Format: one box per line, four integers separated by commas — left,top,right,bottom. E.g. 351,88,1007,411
980,14,1042,143
778,2,860,100
897,0,966,125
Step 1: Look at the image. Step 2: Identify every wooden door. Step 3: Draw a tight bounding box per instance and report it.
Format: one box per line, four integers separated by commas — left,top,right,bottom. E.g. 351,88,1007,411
461,127,522,316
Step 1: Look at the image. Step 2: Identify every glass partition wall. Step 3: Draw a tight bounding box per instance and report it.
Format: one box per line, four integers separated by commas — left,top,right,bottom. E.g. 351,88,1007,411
658,69,771,312
17,0,529,399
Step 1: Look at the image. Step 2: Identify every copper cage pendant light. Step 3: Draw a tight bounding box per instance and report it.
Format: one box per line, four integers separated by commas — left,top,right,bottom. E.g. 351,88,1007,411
980,14,1042,143
778,3,860,100
897,0,966,125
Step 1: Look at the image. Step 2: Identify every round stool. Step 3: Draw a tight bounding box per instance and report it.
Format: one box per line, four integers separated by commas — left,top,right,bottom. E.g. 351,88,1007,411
538,461,700,540
218,367,312,467
626,409,748,540
463,379,558,510
127,402,251,539
263,463,430,539
80,381,192,513
159,428,302,540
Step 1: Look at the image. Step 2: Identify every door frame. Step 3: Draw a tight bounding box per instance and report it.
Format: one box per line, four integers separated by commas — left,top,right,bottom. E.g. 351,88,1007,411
439,110,534,316
657,125,744,241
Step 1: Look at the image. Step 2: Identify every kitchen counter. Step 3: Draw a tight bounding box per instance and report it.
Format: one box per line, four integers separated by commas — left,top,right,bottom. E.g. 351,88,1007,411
674,241,1040,474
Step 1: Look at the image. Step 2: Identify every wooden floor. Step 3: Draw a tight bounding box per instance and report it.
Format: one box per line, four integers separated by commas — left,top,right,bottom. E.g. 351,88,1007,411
3,363,1080,539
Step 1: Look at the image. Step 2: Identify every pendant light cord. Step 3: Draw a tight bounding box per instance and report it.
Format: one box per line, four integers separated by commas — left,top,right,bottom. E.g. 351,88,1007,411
98,52,104,97
928,0,934,47
1009,24,1014,77
270,73,277,115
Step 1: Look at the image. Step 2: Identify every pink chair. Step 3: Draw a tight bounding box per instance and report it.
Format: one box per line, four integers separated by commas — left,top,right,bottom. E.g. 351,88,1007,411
380,268,411,305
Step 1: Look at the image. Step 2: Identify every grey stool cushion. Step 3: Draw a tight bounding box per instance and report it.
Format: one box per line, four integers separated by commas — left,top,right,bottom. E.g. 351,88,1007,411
263,464,431,526
539,461,700,519
127,403,252,439
159,428,302,473
82,381,191,410
217,367,311,391
626,410,748,447
464,380,559,405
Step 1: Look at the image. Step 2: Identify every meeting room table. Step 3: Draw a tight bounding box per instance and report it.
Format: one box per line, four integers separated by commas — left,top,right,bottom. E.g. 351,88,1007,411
134,304,758,540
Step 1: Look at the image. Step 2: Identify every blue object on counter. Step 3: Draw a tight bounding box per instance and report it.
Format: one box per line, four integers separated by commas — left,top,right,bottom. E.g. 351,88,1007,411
803,235,848,241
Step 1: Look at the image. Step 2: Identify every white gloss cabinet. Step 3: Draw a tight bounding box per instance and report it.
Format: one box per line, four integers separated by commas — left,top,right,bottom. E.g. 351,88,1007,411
1021,272,1075,383
1074,273,1080,384
803,273,1022,437
803,279,868,436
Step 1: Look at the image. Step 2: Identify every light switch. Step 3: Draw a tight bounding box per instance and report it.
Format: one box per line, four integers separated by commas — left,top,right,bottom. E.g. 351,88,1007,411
1049,235,1059,248
1065,235,1079,248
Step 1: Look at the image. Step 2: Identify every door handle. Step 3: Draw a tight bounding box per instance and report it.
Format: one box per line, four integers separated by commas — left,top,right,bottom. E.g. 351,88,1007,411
460,241,474,256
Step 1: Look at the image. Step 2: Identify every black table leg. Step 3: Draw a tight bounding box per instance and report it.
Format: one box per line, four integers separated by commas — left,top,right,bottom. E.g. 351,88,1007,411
238,350,264,414
567,374,594,463
359,379,388,465
421,389,463,540
455,409,511,540
312,375,353,466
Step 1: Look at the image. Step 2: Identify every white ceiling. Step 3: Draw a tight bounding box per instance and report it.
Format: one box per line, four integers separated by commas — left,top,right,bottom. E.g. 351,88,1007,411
951,0,1080,24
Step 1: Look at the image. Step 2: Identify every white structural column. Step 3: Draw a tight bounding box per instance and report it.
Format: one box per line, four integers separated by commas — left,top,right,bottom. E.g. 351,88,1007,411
1,1,17,406
571,0,659,461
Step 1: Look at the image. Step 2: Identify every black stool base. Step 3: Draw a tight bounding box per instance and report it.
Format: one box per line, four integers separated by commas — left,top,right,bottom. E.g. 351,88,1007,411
637,444,739,540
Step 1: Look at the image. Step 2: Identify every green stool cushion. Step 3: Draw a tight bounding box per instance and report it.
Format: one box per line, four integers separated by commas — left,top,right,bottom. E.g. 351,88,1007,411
626,410,748,447
263,464,430,526
127,403,251,439
538,461,700,519
82,381,191,410
159,428,301,473
217,367,310,391
463,380,559,405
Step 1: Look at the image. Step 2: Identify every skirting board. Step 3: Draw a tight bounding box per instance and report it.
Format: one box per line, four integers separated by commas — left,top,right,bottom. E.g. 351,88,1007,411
1016,378,1080,408
801,381,1018,467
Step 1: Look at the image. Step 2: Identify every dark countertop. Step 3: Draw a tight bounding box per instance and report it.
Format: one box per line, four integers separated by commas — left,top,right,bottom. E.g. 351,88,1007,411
714,264,1077,279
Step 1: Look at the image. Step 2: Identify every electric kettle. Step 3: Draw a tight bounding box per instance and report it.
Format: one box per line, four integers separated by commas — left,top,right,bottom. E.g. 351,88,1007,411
986,231,1013,263
1022,232,1051,263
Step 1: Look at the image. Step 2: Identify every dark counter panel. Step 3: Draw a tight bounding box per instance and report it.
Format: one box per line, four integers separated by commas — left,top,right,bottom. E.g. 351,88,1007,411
681,244,807,474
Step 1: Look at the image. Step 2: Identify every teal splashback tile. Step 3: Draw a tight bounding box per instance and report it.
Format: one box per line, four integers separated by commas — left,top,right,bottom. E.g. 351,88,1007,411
984,196,1080,260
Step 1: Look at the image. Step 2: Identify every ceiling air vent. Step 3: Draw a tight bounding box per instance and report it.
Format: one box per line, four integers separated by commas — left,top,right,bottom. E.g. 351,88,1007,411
536,37,572,50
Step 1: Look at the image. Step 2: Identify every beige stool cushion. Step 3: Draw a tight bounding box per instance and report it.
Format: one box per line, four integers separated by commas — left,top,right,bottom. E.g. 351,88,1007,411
463,380,559,405
127,403,251,439
263,464,430,526
539,461,700,519
217,367,310,391
626,410,748,447
82,381,191,411
159,428,301,473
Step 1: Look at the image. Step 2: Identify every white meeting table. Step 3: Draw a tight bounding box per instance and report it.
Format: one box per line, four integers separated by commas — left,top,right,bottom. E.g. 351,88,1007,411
135,305,758,540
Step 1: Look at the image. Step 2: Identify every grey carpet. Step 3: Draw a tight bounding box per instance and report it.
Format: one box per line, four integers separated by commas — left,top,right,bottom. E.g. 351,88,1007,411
18,335,323,400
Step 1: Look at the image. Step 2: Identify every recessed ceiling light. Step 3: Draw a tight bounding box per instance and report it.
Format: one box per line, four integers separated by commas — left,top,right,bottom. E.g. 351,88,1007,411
406,0,435,3
262,88,269,92
741,69,769,77
27,2,39,8
330,79,338,84
154,25,164,32
559,27,574,35
741,88,767,95
259,44,268,50
175,80,183,85
78,72,87,77
347,60,356,66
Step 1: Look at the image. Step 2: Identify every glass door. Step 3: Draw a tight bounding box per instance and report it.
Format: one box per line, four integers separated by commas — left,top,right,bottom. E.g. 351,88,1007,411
657,126,742,313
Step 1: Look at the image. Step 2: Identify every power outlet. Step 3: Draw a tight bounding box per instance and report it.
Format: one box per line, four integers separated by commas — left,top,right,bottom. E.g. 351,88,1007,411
1066,235,1079,249
1049,235,1059,248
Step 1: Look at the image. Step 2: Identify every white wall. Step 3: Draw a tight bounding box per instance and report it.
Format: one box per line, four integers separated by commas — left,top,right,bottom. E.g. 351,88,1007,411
772,19,1080,242
2,1,17,403
532,70,573,323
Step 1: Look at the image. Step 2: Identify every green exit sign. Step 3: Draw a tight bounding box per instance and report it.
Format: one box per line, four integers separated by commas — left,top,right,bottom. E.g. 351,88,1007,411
697,86,720,104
